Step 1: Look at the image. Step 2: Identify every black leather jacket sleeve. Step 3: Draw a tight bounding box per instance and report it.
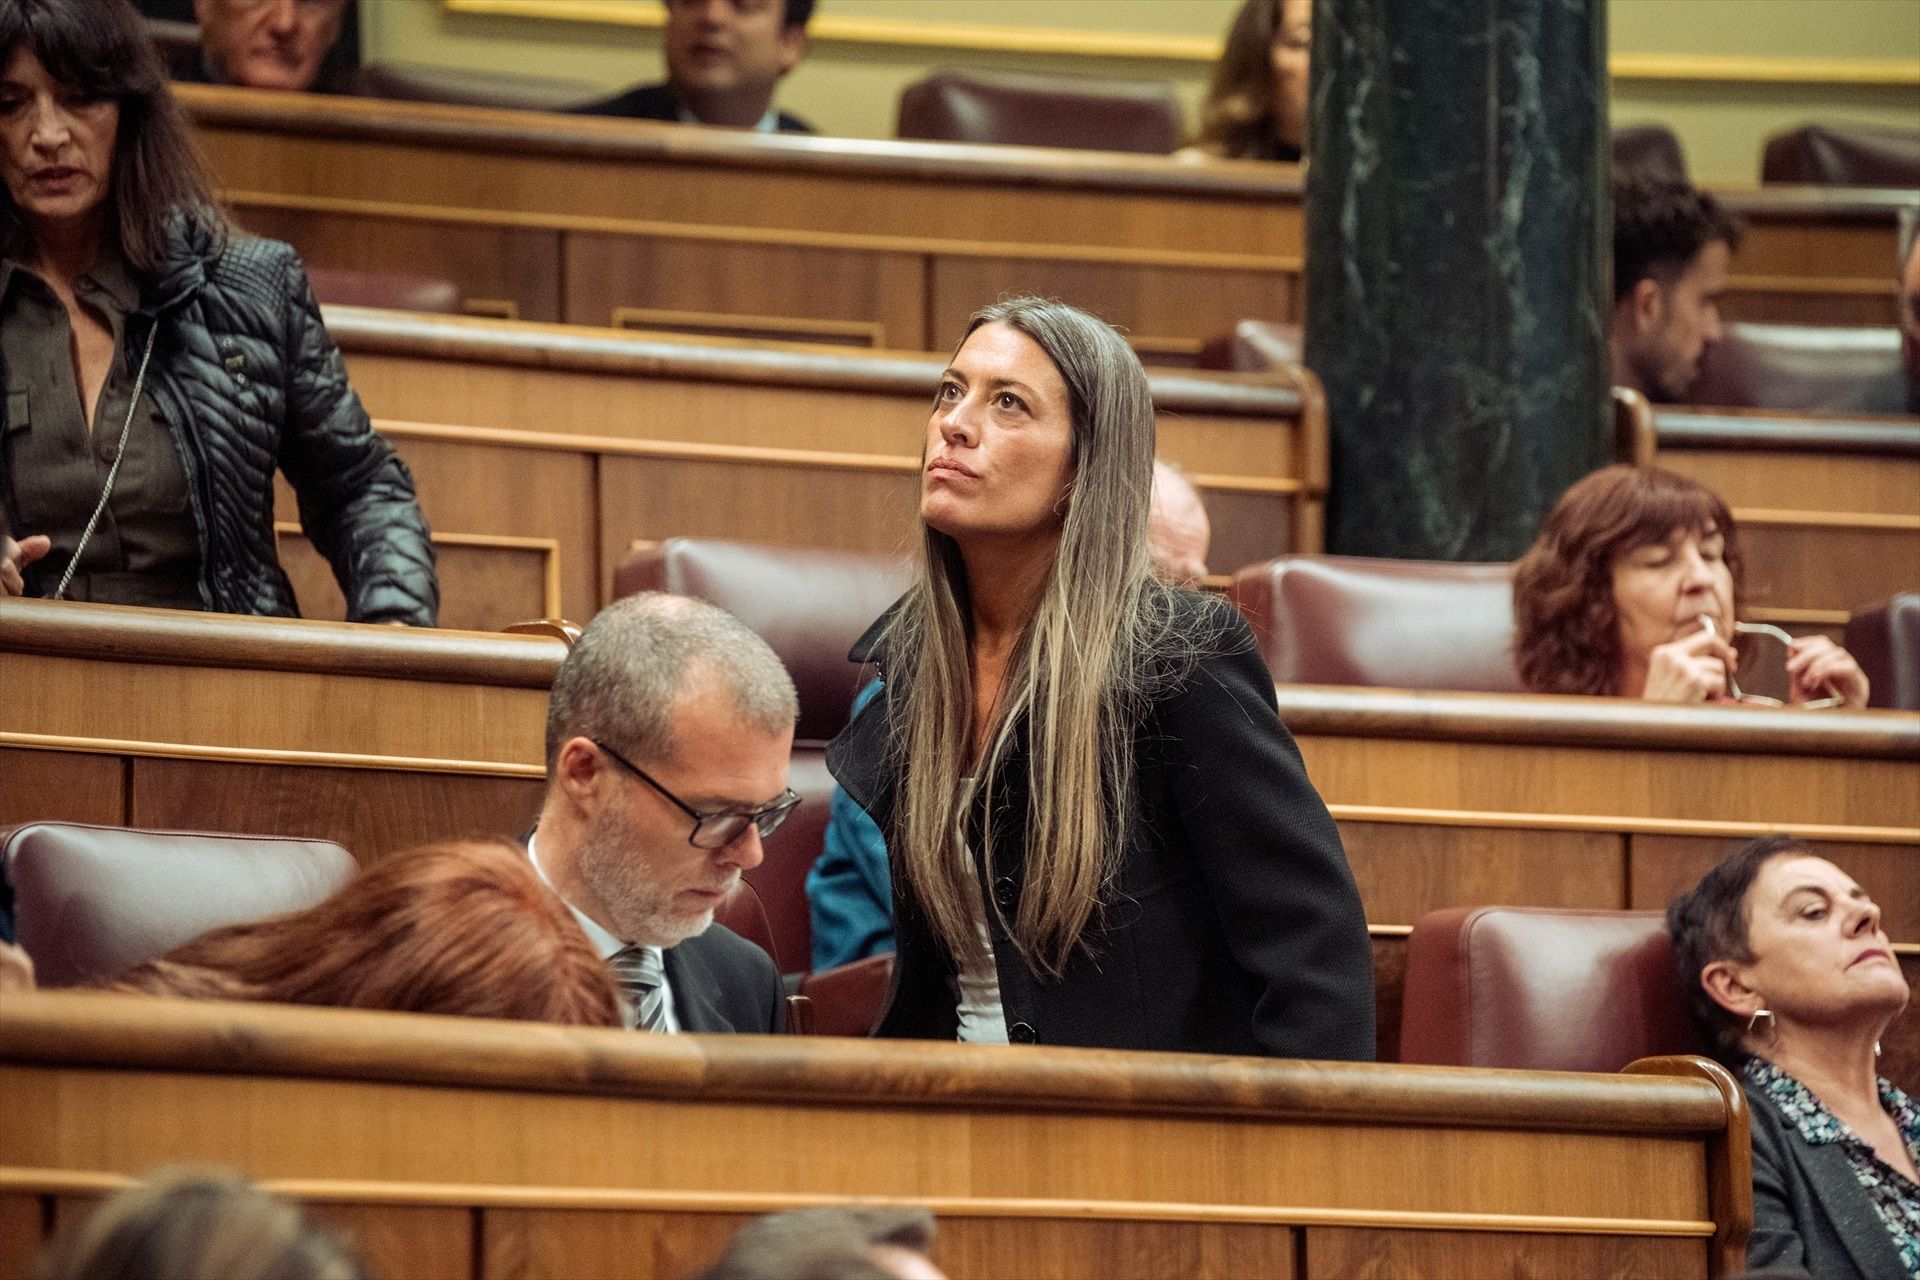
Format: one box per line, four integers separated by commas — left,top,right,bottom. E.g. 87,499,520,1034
273,253,437,626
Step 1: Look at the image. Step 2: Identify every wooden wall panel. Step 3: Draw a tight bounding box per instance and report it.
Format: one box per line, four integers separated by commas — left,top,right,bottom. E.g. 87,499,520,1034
1658,449,1920,518
0,1194,46,1280
1302,1226,1704,1279
1200,490,1302,572
1720,289,1897,328
127,760,544,863
563,233,927,350
0,750,125,829
309,1204,475,1280
1628,833,1920,941
598,456,920,600
930,257,1299,362
935,1216,1296,1280
1738,523,1920,616
276,534,553,634
230,203,563,322
482,1208,745,1280
1340,824,1626,927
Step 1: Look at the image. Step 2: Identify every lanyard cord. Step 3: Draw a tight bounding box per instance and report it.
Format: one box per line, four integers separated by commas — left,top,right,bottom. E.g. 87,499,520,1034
52,319,161,602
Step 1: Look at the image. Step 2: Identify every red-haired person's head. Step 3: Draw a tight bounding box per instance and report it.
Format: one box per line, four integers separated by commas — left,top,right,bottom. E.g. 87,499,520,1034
112,840,622,1027
1514,464,1741,699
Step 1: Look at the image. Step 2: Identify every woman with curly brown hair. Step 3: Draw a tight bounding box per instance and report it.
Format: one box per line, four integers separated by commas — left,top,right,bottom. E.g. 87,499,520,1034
1512,465,1868,707
107,839,624,1027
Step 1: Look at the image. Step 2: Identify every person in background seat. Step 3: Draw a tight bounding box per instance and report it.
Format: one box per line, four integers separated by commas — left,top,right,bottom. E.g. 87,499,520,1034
576,0,814,134
1513,464,1868,708
1610,173,1740,404
177,0,354,94
1187,0,1311,163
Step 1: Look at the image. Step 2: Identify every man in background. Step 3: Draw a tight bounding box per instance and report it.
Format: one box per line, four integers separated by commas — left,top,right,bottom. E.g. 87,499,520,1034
1609,173,1742,405
578,0,815,133
182,0,355,93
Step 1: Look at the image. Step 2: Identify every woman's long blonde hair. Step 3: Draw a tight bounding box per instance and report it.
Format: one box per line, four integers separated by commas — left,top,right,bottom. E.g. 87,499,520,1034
881,297,1180,980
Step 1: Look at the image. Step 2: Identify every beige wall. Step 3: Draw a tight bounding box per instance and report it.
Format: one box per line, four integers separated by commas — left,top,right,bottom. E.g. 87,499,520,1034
365,1,1920,183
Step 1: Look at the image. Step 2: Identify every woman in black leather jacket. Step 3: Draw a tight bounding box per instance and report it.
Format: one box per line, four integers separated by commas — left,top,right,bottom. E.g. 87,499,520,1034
0,0,435,625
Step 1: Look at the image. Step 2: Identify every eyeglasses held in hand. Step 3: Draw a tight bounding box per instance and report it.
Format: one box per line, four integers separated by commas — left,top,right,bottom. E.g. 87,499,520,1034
1703,617,1845,710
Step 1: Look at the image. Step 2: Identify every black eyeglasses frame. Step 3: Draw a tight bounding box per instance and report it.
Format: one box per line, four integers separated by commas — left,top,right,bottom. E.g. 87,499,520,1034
590,738,800,849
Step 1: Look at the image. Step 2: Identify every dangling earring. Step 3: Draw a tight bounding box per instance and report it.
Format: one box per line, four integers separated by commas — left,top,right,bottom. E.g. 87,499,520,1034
1747,1008,1775,1037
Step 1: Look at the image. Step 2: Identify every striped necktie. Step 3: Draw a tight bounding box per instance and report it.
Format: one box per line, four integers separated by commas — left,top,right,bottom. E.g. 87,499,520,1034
610,945,670,1032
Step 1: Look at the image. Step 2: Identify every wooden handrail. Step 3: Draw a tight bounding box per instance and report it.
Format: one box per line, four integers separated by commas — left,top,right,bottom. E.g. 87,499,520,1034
0,990,1730,1134
1276,684,1920,759
179,84,1302,201
0,598,565,688
325,307,1310,420
1654,408,1920,457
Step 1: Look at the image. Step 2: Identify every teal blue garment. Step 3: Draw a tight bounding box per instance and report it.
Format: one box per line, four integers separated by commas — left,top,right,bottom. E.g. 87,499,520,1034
807,680,896,971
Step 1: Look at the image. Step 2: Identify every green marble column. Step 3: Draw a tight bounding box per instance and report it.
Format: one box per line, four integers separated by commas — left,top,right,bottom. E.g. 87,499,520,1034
1304,0,1610,560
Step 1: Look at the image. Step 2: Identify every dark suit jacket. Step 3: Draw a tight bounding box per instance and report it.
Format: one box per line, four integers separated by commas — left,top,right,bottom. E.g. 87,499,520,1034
1745,1074,1911,1279
663,922,785,1034
572,81,815,133
826,589,1375,1060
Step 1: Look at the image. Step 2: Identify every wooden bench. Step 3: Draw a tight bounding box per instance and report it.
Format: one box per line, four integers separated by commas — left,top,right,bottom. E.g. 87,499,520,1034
0,992,1750,1279
300,308,1325,630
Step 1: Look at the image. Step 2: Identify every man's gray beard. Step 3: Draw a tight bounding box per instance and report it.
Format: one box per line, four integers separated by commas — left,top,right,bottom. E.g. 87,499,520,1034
575,813,716,949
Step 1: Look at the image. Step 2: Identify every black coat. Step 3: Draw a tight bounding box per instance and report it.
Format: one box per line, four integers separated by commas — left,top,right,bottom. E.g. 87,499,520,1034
826,589,1375,1060
1745,1074,1913,1279
664,924,786,1034
572,81,815,134
0,220,438,624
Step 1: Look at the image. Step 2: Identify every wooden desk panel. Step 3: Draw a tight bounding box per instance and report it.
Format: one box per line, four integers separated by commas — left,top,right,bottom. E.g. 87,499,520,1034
0,994,1747,1279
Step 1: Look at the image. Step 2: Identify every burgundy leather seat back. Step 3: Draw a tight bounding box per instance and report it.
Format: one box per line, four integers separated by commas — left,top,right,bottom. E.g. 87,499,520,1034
1228,555,1523,692
3,822,356,988
1690,321,1907,415
613,538,912,746
1611,124,1688,181
1399,907,1709,1072
1847,593,1920,711
897,68,1185,155
307,266,463,316
1762,122,1920,188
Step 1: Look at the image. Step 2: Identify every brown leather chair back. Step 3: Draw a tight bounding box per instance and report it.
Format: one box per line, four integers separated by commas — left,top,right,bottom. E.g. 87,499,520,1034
1762,122,1920,188
796,952,893,1037
613,538,911,746
1611,124,1688,181
1399,906,1709,1072
1847,593,1920,711
1228,554,1523,692
896,68,1185,155
3,822,356,987
613,538,912,973
350,62,605,112
712,876,779,968
307,266,463,315
144,17,202,79
1690,321,1907,415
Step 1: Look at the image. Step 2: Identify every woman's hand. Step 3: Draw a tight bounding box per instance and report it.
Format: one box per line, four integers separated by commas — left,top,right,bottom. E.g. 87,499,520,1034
0,534,49,596
1641,625,1737,703
1786,636,1870,709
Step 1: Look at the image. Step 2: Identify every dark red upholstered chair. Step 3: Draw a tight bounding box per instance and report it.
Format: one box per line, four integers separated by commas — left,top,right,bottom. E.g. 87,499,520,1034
1762,122,1920,188
896,68,1185,155
1611,123,1688,181
1399,906,1709,1072
796,952,893,1038
1228,554,1523,692
144,17,201,79
1196,320,1303,373
307,266,463,316
350,62,604,113
1690,321,1907,415
1847,593,1920,711
1,822,356,988
613,538,912,973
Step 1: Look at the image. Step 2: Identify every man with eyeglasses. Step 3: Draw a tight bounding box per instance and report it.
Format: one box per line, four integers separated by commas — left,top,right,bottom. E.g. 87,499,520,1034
527,592,799,1033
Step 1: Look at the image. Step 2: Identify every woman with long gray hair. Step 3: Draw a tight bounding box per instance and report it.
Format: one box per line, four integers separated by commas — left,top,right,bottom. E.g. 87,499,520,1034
825,297,1373,1058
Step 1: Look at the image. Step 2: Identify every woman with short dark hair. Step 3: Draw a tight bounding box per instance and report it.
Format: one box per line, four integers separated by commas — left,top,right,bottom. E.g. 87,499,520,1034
1513,465,1867,707
0,0,435,622
1669,837,1917,1278
827,296,1372,1059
